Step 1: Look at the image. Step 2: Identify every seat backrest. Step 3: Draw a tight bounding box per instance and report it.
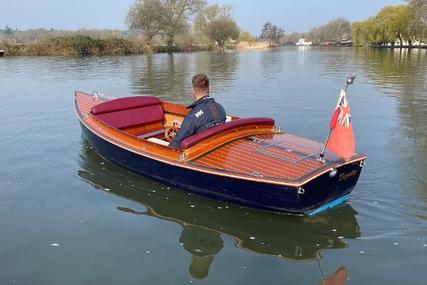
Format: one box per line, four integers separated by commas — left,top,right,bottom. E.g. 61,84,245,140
180,117,275,149
91,96,164,129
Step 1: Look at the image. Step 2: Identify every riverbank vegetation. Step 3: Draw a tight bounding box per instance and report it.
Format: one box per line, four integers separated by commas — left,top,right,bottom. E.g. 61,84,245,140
2,0,426,56
282,1,427,47
0,1,260,56
0,32,144,56
127,0,244,50
352,0,427,47
0,1,285,56
282,18,352,46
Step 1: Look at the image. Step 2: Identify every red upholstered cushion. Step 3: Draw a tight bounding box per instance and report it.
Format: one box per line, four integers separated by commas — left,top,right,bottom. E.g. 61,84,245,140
92,96,161,115
95,105,164,129
91,96,164,129
180,117,275,149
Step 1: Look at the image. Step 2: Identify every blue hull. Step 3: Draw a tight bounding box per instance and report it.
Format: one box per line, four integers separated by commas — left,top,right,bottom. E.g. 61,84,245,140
81,123,363,214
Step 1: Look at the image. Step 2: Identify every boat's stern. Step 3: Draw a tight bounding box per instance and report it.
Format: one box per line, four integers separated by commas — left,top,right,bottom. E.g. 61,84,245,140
300,157,365,215
190,132,366,215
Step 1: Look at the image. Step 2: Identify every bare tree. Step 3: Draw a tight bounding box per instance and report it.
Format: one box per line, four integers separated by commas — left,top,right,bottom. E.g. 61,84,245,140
316,18,351,43
206,16,239,48
259,22,285,45
127,0,163,46
128,0,206,48
195,4,232,33
160,0,206,48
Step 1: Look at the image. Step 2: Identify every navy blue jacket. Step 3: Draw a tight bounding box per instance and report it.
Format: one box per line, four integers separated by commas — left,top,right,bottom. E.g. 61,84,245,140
170,96,226,148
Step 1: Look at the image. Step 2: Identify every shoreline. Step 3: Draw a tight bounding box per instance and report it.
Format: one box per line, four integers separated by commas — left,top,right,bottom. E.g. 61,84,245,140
0,34,276,57
1,44,427,57
0,43,260,57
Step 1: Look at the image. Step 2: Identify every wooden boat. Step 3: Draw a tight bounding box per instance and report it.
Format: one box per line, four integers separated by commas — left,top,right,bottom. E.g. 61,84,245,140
0,49,5,57
74,91,366,215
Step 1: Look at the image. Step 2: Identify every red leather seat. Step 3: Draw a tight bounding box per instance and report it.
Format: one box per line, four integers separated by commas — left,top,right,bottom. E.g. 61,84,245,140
180,117,275,149
91,96,164,129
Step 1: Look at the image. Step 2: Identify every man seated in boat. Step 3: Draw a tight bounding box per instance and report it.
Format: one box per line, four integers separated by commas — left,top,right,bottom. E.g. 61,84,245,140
169,74,226,148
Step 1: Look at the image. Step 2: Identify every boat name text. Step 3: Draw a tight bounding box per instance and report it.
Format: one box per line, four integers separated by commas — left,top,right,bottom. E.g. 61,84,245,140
339,170,357,182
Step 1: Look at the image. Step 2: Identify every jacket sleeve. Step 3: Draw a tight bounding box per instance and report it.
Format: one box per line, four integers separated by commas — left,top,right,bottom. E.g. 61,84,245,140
169,113,197,149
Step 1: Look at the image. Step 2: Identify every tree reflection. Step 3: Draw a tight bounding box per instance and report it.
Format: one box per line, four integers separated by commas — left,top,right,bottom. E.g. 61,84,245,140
129,52,238,104
194,51,239,97
353,48,427,201
352,48,427,143
260,48,284,86
129,53,191,103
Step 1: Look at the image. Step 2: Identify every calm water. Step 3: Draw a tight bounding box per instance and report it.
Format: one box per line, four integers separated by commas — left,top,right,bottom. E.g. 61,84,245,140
1,47,426,284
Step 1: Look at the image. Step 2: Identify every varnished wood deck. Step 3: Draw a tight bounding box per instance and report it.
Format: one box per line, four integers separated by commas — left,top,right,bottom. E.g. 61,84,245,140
191,134,343,182
75,92,107,114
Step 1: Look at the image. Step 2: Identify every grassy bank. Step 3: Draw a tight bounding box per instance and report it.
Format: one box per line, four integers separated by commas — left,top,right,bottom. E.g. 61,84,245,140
0,34,219,56
2,35,142,56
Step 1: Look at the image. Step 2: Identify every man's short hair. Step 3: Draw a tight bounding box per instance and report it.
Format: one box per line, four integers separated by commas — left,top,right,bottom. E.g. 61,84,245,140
192,74,209,94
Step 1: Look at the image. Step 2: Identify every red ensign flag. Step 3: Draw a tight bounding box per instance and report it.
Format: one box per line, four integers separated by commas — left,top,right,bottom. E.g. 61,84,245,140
326,89,355,160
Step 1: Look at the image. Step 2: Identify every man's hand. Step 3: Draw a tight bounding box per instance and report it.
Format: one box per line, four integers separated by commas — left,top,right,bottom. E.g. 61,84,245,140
172,120,182,130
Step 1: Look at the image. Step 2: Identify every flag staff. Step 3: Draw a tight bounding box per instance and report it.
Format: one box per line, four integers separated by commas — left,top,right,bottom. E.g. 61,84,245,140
318,74,356,162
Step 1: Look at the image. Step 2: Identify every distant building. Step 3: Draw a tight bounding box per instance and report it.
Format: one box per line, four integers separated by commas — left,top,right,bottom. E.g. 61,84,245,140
296,38,312,46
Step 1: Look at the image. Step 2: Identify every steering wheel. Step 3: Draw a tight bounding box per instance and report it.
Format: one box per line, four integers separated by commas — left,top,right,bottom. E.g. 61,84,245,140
164,126,178,142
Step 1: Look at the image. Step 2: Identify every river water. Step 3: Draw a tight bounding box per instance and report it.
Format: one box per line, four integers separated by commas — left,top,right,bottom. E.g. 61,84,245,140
0,47,426,284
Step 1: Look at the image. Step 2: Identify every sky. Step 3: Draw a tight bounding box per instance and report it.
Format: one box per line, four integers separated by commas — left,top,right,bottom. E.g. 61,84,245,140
0,0,404,34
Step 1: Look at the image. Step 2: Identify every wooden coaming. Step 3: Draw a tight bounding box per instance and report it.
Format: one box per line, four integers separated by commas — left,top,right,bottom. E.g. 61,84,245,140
161,102,240,128
183,125,276,160
75,91,366,187
121,121,163,136
161,101,189,116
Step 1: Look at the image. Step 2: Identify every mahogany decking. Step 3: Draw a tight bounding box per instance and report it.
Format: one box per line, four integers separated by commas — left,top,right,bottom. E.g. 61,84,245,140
191,135,337,182
75,92,365,187
75,92,108,114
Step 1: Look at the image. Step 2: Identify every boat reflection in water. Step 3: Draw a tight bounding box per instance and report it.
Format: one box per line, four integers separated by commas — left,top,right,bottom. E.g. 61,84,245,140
78,140,360,282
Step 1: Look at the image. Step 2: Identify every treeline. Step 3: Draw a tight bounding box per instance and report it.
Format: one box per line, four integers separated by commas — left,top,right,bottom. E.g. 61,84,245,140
1,34,146,56
127,0,244,49
282,18,352,45
0,25,18,35
352,0,427,47
0,29,149,56
2,0,426,56
0,29,221,56
0,0,263,56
